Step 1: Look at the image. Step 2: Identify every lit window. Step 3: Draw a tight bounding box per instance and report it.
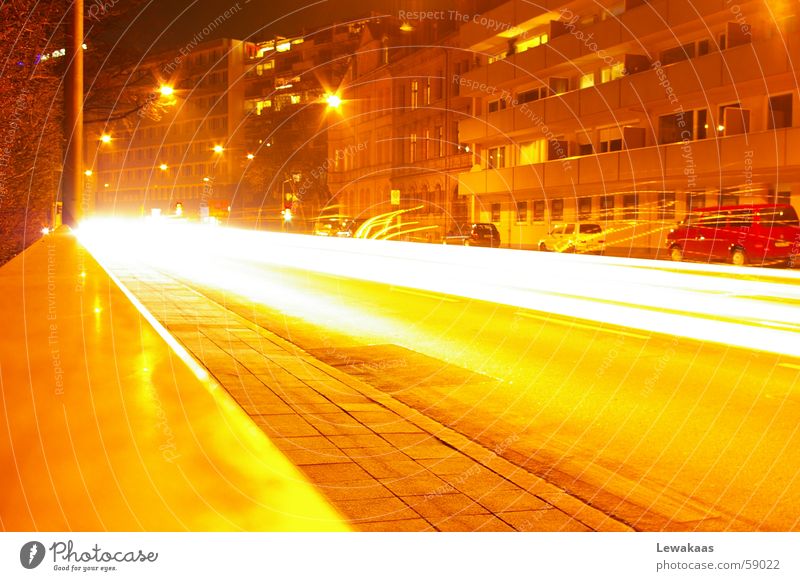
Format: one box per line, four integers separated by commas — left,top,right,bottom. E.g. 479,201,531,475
290,94,301,104
411,80,418,109
600,63,625,83
580,73,595,89
487,146,506,169
519,140,546,165
516,33,548,53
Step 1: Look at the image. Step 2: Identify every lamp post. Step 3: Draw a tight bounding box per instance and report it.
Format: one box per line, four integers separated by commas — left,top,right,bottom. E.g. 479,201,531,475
62,0,84,227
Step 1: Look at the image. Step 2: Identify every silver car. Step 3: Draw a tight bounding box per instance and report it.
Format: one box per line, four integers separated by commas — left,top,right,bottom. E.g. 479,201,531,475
538,223,606,254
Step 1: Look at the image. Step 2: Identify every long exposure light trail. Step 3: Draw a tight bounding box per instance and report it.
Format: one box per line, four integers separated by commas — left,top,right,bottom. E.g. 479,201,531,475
76,219,800,358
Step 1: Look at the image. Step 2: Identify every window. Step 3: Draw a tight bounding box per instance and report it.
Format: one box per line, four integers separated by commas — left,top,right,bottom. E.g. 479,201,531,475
600,63,625,83
491,203,501,221
600,195,615,218
516,201,528,222
409,133,417,162
487,146,506,169
757,206,799,227
719,190,739,206
518,88,544,104
768,94,793,129
516,32,548,53
719,103,750,135
519,140,547,165
660,43,695,65
599,127,623,152
728,209,754,227
686,192,705,213
425,79,431,105
435,126,444,157
658,113,685,144
578,197,592,219
488,99,507,114
579,73,595,89
549,77,569,95
577,132,594,156
410,80,419,108
533,200,545,220
658,192,676,220
622,193,638,220
551,198,564,220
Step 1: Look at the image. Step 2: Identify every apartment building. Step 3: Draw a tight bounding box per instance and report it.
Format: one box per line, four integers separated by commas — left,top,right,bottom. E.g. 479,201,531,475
456,0,798,254
326,2,503,240
93,38,250,218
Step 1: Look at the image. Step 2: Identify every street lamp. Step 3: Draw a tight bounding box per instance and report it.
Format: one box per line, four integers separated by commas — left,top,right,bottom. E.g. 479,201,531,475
159,84,174,97
212,144,224,154
325,93,342,110
159,163,169,171
100,133,112,144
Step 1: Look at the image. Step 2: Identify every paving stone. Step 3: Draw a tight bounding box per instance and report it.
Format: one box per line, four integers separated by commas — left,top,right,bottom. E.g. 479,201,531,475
281,447,352,466
271,386,331,404
240,401,295,415
433,514,515,532
304,412,372,436
357,519,435,532
437,468,520,497
379,471,450,497
462,488,550,513
327,434,389,448
418,456,480,475
301,462,373,483
316,480,396,501
335,497,421,523
403,493,489,520
251,414,320,438
272,436,338,451
337,402,388,413
497,509,591,532
290,403,343,415
342,447,413,463
355,459,428,479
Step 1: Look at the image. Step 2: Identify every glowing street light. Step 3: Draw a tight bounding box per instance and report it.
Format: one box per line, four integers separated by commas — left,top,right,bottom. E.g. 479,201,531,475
159,85,174,97
246,153,255,160
84,169,93,177
100,133,112,144
212,144,224,154
159,163,169,171
325,93,342,109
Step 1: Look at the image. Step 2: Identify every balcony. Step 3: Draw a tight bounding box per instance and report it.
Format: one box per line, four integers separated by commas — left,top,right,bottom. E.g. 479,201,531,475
457,127,800,197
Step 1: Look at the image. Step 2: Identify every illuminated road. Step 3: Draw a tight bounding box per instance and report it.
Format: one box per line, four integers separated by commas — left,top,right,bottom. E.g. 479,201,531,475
79,220,800,530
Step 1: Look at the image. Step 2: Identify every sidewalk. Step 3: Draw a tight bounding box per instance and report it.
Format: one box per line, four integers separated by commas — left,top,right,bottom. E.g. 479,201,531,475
105,258,632,532
0,229,347,531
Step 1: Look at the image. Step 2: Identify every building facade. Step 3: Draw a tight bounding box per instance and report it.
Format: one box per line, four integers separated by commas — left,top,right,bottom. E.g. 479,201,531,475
94,38,250,219
326,4,503,240
238,23,366,225
456,0,798,254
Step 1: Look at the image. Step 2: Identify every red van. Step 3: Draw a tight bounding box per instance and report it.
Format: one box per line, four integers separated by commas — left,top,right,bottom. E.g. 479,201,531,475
667,204,799,266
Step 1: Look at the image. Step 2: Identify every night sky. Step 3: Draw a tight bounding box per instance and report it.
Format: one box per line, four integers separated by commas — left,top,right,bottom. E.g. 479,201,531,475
112,0,394,51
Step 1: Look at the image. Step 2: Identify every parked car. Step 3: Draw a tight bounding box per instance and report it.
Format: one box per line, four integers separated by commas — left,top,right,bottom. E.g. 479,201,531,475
314,216,359,237
538,223,606,254
666,204,800,266
443,223,501,247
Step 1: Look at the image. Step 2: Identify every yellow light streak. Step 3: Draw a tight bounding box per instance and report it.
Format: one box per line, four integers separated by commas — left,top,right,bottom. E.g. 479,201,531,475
75,219,800,359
